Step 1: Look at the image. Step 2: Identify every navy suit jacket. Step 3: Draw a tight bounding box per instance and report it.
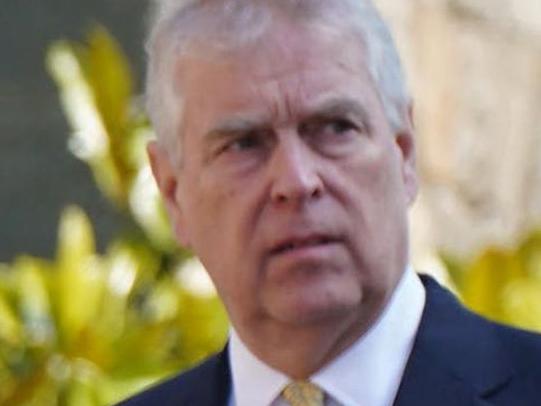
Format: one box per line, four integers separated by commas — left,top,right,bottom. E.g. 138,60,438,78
116,275,541,405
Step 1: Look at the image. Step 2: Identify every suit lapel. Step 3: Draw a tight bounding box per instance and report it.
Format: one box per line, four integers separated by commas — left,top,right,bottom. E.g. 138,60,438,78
394,275,514,406
393,348,478,406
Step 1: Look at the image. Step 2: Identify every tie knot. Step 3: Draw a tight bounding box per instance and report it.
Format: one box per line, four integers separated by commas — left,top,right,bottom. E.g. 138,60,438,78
282,381,324,406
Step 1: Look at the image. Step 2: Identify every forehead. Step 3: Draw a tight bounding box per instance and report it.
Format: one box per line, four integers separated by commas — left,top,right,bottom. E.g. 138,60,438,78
175,22,376,130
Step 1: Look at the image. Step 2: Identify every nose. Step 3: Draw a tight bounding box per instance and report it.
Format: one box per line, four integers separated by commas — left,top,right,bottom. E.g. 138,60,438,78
268,136,324,206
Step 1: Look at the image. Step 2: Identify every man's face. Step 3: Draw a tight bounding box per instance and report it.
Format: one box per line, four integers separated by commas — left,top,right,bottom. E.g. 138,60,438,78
151,24,417,341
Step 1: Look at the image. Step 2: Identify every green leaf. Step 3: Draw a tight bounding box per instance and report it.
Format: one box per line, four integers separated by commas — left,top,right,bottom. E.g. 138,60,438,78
54,207,105,350
0,293,22,346
13,257,55,348
46,27,138,208
460,247,522,322
442,233,541,333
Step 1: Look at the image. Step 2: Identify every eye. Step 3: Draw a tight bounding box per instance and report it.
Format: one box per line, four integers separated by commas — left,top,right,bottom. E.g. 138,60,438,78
217,132,267,157
299,117,360,141
298,117,364,157
323,119,357,136
229,134,261,151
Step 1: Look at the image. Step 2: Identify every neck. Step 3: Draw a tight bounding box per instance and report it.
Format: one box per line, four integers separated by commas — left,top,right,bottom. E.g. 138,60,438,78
235,298,387,379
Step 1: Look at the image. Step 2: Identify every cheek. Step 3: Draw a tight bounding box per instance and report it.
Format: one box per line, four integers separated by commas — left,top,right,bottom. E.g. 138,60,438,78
358,141,406,199
339,142,391,196
176,174,223,253
335,143,407,240
186,174,250,260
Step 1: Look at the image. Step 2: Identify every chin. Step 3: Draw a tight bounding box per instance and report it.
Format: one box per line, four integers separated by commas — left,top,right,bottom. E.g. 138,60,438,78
267,282,363,326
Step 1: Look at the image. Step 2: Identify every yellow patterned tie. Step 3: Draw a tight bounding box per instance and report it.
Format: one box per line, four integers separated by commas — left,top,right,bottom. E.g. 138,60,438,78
281,381,324,406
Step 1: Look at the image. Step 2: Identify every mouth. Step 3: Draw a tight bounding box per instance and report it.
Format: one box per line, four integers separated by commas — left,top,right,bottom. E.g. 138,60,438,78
270,235,341,255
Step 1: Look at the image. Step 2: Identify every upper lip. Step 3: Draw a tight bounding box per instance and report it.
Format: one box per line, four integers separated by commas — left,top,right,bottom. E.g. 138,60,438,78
270,233,341,255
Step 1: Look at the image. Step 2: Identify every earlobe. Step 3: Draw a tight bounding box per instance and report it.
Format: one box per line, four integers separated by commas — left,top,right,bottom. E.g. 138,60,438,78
147,141,192,247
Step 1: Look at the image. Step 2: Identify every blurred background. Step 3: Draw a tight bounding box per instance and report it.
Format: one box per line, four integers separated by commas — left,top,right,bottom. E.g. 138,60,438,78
0,0,148,262
1,0,541,404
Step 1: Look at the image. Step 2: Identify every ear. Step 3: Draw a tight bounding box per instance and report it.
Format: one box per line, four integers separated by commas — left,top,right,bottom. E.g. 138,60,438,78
147,141,192,247
395,103,418,206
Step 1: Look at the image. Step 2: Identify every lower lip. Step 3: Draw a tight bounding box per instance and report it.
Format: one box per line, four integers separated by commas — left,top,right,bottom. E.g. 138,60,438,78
265,242,343,282
271,242,341,262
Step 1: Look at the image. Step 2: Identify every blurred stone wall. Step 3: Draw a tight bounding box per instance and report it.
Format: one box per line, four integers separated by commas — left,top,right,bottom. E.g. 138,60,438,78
376,0,541,266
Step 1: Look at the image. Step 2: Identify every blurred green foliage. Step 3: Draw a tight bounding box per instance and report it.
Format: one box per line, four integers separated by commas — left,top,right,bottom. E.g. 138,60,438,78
445,232,541,333
2,23,541,406
0,27,228,406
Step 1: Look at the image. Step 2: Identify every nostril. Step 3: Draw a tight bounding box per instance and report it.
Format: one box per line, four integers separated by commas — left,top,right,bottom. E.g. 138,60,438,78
273,184,322,205
272,179,324,205
276,194,288,204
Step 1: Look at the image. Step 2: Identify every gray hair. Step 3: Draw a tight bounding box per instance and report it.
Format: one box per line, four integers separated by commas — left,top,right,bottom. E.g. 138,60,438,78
145,0,410,157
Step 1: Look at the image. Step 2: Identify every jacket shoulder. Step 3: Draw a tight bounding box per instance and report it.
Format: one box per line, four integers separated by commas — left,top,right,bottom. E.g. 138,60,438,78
491,320,541,373
421,274,541,358
417,274,541,401
114,350,230,406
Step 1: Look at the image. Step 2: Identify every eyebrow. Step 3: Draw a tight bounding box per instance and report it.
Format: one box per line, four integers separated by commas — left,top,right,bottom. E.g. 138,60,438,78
305,97,372,127
205,116,270,141
203,97,371,140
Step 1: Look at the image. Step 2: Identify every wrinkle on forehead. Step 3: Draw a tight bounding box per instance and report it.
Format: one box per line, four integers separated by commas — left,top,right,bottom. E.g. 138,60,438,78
236,27,371,123
176,20,377,137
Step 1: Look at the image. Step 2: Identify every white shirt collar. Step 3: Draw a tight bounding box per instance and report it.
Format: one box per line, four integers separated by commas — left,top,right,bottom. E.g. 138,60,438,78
229,329,289,406
229,267,426,406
